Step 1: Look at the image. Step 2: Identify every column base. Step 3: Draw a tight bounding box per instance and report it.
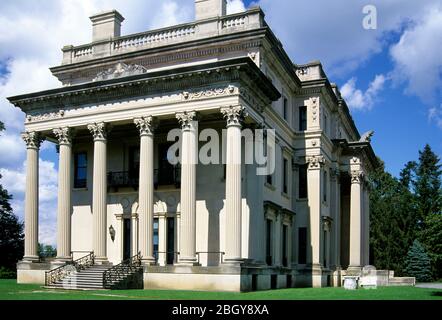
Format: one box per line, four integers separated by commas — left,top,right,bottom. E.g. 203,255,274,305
177,257,200,266
22,256,40,263
53,256,73,264
94,256,109,265
141,257,156,266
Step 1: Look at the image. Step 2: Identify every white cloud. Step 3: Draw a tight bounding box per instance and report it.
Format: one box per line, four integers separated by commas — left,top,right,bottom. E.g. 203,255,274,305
341,74,386,111
389,5,442,104
227,0,246,14
428,104,442,129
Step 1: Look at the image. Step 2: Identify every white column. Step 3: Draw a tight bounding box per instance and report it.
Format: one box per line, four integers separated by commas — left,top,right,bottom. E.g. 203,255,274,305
221,106,247,263
363,186,370,266
53,127,74,262
176,111,198,265
158,215,167,266
134,116,156,265
349,170,363,268
131,214,138,256
21,132,43,262
306,155,325,267
88,122,108,263
331,169,341,269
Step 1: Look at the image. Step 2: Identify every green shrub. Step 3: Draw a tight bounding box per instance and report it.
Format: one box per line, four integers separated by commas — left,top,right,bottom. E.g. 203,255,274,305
404,240,433,282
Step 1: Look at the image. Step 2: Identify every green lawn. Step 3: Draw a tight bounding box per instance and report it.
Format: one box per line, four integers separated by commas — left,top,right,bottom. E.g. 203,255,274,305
0,279,441,300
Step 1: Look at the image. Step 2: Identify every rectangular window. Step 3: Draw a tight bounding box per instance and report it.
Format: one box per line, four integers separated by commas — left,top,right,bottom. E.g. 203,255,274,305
283,158,288,194
299,106,307,131
282,224,288,267
323,170,328,202
298,227,307,264
74,152,87,188
324,113,328,135
283,97,288,121
298,164,308,199
266,219,273,265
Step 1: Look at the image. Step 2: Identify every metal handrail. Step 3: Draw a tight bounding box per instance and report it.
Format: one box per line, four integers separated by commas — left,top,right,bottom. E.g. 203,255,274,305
45,251,94,286
102,252,142,289
196,251,225,265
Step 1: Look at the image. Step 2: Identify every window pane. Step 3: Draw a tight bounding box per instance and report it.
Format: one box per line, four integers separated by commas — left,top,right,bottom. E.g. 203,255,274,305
298,227,307,264
299,106,307,131
299,164,308,198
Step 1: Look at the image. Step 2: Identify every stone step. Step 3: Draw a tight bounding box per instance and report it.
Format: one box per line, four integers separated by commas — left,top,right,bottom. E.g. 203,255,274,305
389,277,416,286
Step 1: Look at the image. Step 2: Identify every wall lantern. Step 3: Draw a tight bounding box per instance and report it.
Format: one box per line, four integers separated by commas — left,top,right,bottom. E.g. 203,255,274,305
109,225,116,242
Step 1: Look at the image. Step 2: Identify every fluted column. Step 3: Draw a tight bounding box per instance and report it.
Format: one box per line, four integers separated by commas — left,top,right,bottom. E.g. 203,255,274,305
21,132,44,262
53,127,74,262
134,116,156,265
88,122,108,263
131,214,139,257
221,106,247,263
349,170,363,268
176,111,198,265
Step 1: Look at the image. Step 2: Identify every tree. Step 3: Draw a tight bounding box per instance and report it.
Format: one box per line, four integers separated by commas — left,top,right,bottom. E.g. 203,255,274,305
369,159,417,275
414,144,441,223
38,243,57,259
420,213,442,279
403,240,433,282
0,121,24,277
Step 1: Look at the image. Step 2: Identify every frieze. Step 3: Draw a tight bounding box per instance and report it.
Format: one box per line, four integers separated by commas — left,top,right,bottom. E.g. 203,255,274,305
26,110,65,123
182,85,238,100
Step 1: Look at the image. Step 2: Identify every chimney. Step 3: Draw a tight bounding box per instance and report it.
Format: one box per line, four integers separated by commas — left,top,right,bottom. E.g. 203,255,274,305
90,10,125,42
195,0,227,20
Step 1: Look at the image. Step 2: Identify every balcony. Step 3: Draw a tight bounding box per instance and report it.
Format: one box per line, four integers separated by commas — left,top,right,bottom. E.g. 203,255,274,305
107,167,181,191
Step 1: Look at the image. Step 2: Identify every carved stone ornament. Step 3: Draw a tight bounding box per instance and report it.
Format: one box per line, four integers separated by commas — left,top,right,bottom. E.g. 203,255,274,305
26,110,65,123
21,131,44,149
93,62,148,82
87,122,108,141
134,116,157,136
359,130,374,143
182,85,237,100
176,111,198,130
306,155,325,170
351,170,364,184
220,106,248,127
53,127,74,145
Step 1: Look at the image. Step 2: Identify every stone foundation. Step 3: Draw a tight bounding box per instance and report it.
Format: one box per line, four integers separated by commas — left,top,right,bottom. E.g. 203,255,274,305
17,261,53,285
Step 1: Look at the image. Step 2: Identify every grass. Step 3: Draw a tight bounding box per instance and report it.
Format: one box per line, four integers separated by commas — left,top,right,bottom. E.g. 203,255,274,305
0,279,441,300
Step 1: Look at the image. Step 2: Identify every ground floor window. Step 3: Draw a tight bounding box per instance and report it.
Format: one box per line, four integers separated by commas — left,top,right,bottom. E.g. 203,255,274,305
266,219,273,265
298,227,307,264
153,218,159,255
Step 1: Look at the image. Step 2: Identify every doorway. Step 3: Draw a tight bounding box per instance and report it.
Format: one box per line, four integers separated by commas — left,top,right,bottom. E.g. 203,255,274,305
166,217,175,265
123,219,131,261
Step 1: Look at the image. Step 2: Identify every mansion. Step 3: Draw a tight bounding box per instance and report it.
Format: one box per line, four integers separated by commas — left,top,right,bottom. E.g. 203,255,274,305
9,0,379,291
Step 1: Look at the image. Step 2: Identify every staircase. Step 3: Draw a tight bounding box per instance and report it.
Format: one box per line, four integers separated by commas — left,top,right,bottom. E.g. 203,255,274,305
47,264,112,290
45,252,143,290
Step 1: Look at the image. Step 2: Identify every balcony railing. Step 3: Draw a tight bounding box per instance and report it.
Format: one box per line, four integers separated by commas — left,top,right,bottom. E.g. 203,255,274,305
107,167,181,191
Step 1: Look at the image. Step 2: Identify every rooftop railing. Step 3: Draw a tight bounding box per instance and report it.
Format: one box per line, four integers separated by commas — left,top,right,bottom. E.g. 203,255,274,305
61,8,264,65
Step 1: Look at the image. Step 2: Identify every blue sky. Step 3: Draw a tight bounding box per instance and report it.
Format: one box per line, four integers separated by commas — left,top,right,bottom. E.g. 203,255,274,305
0,0,441,244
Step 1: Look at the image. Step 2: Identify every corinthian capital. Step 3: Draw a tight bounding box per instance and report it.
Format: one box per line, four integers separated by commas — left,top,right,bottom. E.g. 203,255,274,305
176,111,198,130
87,122,108,141
220,106,248,127
21,131,44,149
134,116,157,136
53,127,74,145
306,155,325,170
351,170,364,184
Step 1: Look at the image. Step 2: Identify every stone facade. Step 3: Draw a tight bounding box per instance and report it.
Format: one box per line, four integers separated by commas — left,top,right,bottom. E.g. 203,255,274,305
8,0,377,291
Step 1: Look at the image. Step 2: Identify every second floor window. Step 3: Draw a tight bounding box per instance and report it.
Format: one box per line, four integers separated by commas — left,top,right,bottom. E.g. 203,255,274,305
323,170,328,202
299,106,307,131
298,164,308,199
74,152,87,189
283,97,288,121
283,158,288,194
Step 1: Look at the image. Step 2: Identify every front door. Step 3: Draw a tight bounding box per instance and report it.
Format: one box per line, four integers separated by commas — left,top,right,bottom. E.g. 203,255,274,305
166,217,175,265
123,219,131,261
